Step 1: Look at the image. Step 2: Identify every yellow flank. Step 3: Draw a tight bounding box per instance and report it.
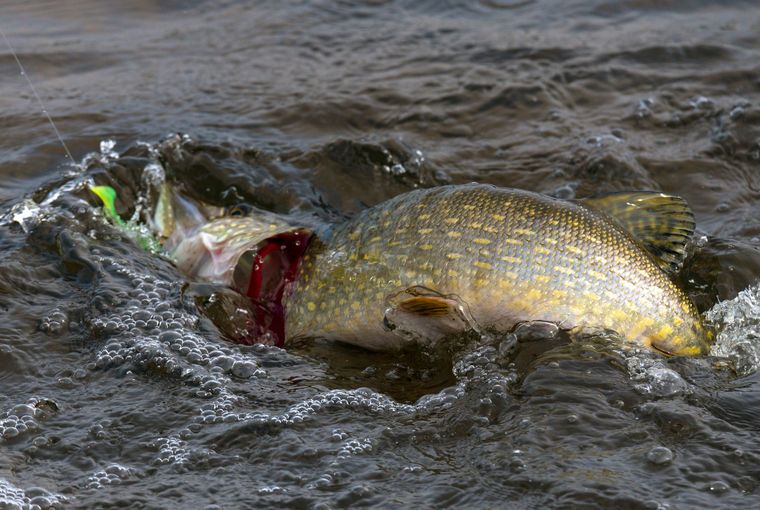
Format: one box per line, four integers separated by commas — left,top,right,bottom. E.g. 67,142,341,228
583,291,600,302
418,228,433,234
420,244,433,250
445,217,459,224
526,289,542,301
473,238,491,245
554,266,575,275
492,214,506,221
473,261,492,270
446,253,463,260
534,246,551,255
588,270,607,281
501,256,520,264
504,238,523,246
677,345,703,356
535,275,550,283
447,231,462,238
655,324,674,339
628,317,654,338
514,228,535,236
566,245,584,255
610,309,628,322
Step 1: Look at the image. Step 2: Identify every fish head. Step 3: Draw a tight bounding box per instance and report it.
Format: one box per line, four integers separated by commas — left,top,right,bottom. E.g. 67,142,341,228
152,182,311,288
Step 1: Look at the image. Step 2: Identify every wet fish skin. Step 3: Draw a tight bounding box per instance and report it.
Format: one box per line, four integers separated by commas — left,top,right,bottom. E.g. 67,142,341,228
284,184,711,355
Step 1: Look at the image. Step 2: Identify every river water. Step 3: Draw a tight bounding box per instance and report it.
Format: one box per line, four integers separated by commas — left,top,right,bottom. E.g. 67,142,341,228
1,1,760,508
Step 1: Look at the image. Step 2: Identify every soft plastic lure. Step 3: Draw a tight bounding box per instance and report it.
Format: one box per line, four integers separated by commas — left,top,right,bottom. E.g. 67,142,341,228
89,184,162,253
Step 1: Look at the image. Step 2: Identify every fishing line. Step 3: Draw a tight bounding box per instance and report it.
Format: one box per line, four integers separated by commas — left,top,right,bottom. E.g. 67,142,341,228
1,27,75,163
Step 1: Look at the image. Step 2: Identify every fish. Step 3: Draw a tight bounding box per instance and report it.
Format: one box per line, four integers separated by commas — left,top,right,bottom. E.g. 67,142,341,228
94,182,713,356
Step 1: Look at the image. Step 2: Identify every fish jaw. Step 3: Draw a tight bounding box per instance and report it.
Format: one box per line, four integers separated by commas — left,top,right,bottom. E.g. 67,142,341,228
152,182,223,254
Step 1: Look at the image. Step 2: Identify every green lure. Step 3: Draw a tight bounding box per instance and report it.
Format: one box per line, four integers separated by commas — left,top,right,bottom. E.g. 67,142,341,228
89,184,163,254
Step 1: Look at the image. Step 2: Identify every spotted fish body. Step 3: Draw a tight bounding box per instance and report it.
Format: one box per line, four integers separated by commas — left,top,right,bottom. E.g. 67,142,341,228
146,182,711,356
284,184,710,355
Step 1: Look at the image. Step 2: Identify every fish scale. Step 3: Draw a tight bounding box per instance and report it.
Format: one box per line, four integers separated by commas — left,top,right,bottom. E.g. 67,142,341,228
285,183,710,354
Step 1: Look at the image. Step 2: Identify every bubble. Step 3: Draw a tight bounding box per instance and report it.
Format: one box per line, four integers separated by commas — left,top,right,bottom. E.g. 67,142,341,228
338,438,373,458
706,481,730,493
647,446,674,465
0,398,57,443
86,464,137,489
39,308,69,335
257,486,286,495
624,351,690,397
0,478,67,509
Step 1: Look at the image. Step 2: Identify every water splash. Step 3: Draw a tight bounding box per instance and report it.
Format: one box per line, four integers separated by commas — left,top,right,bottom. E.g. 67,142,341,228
706,282,760,376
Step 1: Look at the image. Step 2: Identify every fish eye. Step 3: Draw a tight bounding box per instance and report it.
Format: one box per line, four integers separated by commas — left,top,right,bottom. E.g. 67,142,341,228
227,204,252,217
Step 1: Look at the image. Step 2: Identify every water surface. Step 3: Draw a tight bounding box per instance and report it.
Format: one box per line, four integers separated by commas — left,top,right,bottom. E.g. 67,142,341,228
1,1,760,508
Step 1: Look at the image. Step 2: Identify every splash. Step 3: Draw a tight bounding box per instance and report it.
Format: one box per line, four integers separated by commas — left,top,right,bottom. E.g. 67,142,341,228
706,282,760,375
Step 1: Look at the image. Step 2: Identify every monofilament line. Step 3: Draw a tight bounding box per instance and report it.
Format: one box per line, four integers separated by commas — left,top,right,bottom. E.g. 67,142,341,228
1,27,75,162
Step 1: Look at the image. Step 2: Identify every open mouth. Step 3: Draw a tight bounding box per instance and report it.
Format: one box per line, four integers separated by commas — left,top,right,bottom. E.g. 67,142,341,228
231,229,313,347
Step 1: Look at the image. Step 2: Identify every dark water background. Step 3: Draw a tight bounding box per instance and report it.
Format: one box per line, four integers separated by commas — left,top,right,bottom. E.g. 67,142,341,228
2,1,760,508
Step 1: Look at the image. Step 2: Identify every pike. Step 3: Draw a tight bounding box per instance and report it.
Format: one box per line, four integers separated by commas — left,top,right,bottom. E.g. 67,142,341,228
93,182,713,356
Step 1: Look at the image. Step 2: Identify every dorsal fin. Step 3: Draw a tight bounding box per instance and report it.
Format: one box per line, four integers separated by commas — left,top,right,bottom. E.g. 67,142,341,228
579,191,695,275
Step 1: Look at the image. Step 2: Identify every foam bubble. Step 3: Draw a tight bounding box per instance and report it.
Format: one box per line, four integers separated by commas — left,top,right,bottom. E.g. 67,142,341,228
85,464,137,490
0,478,66,509
0,398,58,442
337,438,373,458
88,257,265,387
647,446,674,465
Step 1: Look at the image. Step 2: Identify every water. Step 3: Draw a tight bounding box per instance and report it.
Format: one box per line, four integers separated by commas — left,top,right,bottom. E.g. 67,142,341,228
1,1,760,508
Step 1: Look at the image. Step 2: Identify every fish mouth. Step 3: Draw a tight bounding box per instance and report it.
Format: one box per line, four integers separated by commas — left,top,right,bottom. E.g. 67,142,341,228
230,230,312,347
151,181,314,347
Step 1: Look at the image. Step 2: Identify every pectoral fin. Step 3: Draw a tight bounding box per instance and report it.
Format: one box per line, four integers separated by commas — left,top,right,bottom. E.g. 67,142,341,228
383,286,479,343
580,191,695,274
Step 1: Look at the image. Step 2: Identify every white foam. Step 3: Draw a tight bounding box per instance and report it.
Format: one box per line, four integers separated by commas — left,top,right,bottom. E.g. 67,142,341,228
706,282,760,375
